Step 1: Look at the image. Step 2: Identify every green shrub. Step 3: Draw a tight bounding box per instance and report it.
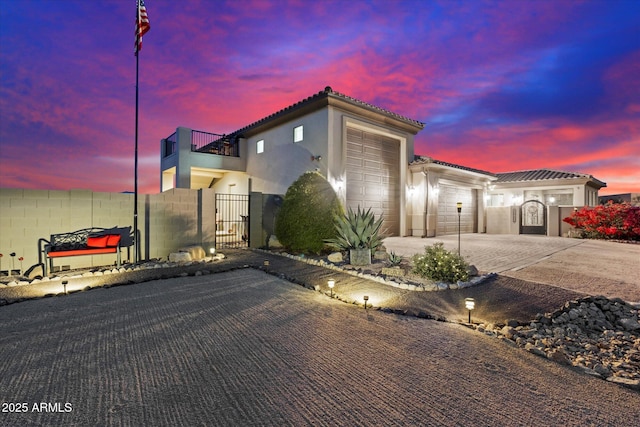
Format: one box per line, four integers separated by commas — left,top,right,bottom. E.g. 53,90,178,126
411,242,469,283
274,171,343,254
325,206,385,252
387,251,403,267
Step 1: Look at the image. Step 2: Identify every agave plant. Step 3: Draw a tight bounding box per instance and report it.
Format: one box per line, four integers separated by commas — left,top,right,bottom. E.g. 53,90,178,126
325,206,385,251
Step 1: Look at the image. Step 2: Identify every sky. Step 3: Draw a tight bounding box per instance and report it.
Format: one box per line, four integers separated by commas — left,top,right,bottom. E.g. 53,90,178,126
0,0,638,196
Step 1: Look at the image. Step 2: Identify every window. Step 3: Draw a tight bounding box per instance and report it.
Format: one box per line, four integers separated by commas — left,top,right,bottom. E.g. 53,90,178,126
293,125,303,143
256,139,264,154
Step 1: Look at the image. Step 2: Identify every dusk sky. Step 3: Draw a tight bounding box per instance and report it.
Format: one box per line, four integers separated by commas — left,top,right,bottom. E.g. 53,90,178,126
1,0,638,195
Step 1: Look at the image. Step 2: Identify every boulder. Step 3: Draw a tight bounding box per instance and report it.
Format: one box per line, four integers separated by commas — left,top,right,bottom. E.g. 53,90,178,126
327,252,343,263
169,252,192,263
178,245,206,260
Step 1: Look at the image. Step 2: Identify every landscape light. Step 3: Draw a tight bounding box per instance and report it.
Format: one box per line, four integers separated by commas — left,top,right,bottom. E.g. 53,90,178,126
62,280,68,295
363,295,369,310
264,260,270,266
210,247,216,255
465,298,475,323
328,279,335,298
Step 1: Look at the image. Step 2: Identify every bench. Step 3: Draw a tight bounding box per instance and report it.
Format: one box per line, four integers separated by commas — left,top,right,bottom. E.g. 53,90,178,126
38,226,133,275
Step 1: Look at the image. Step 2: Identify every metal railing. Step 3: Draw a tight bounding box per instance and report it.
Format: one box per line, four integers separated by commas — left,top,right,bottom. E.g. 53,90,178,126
191,130,239,157
162,131,177,157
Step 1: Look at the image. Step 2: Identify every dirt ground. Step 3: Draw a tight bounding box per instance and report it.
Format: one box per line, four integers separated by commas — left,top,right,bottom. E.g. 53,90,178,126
1,270,638,427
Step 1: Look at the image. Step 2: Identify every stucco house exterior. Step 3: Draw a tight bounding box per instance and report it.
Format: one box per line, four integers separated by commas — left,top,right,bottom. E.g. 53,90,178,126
160,87,606,239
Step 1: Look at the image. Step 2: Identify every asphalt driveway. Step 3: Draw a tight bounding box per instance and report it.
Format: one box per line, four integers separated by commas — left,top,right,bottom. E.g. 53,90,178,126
1,269,638,426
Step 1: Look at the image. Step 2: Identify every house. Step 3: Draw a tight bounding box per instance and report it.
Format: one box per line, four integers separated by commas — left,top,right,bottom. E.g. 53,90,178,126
160,87,606,240
161,86,424,237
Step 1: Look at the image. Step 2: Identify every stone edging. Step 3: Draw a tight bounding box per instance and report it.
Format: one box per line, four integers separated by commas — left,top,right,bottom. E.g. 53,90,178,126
253,248,496,291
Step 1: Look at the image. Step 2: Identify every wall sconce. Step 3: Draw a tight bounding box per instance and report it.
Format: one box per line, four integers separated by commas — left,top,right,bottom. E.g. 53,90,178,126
311,155,322,161
363,295,369,310
465,298,475,323
328,279,335,298
409,185,415,196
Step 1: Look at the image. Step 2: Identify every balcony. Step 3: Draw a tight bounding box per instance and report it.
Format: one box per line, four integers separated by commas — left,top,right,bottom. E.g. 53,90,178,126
162,129,240,158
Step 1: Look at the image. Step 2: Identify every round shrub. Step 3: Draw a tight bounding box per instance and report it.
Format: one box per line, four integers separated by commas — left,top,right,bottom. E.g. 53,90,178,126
411,242,469,283
274,171,343,254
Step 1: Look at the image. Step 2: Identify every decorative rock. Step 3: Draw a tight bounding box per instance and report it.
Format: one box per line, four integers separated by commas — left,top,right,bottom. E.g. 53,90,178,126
618,317,640,331
169,252,192,263
178,245,206,260
467,265,478,276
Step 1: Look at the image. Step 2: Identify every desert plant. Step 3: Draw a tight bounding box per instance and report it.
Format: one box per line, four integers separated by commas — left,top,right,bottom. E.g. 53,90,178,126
411,242,469,283
274,171,343,254
388,251,403,267
325,206,385,252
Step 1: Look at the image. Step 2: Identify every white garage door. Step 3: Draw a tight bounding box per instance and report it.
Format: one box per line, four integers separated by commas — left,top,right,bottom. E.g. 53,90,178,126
346,127,400,236
437,184,477,235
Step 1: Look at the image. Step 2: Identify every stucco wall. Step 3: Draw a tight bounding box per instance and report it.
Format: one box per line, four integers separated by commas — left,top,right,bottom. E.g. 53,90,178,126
0,188,218,274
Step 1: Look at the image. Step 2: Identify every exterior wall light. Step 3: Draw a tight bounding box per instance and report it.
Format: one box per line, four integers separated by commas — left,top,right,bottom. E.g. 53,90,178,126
311,155,322,161
465,298,475,323
363,295,369,310
328,279,335,298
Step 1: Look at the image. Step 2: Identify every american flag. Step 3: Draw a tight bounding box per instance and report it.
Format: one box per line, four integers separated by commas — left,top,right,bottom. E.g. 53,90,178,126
135,0,150,55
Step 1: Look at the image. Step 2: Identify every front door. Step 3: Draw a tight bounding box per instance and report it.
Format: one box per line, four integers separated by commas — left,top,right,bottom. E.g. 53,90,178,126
520,200,546,235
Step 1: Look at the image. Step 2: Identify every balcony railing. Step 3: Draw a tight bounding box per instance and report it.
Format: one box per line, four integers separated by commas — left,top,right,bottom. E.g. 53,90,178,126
191,130,239,157
163,131,177,157
162,129,240,158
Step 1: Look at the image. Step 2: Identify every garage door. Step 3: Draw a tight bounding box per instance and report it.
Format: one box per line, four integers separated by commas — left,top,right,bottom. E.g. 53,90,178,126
346,127,400,236
437,184,477,235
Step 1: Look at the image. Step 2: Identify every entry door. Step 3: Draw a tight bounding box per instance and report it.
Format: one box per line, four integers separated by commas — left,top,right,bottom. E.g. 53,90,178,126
520,200,546,235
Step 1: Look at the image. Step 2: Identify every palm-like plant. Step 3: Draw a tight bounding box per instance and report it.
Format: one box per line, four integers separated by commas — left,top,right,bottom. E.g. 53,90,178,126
325,206,385,252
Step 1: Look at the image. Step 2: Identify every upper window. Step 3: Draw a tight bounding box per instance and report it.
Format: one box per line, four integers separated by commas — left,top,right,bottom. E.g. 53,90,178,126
293,125,303,143
256,139,264,154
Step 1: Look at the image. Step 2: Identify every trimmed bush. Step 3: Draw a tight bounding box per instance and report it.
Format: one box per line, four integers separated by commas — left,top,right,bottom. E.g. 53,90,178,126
411,242,469,283
274,171,343,254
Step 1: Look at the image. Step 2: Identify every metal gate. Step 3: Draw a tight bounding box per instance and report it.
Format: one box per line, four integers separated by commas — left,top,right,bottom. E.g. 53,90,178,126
215,194,249,248
520,200,546,235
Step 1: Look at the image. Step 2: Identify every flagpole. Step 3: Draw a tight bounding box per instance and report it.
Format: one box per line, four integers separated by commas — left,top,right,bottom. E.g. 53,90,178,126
134,50,139,264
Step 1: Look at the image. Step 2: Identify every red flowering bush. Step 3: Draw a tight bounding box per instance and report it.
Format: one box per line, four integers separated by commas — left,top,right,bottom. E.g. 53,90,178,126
563,202,640,240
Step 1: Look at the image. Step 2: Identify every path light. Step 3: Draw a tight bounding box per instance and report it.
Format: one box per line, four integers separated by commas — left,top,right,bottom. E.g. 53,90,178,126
456,202,462,255
62,280,68,295
363,295,369,310
210,247,216,255
328,279,335,298
264,260,270,266
465,298,475,323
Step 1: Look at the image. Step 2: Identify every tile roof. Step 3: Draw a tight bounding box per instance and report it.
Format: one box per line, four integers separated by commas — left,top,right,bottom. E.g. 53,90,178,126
495,169,604,185
411,156,496,177
233,86,425,136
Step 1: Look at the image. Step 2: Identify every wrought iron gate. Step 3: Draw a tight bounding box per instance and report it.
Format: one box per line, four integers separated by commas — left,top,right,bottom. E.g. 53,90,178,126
520,200,546,235
215,194,249,248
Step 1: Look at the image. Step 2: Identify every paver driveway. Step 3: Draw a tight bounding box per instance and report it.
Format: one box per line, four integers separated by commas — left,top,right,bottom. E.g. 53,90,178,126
1,269,638,426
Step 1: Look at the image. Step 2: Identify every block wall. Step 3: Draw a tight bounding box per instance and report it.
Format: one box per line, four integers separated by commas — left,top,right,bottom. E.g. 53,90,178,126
0,188,217,274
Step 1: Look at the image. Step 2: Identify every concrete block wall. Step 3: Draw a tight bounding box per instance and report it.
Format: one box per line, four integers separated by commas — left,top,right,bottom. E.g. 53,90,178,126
0,188,218,275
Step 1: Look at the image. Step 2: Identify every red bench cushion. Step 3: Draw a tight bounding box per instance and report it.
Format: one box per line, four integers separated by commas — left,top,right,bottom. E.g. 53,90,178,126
47,247,117,257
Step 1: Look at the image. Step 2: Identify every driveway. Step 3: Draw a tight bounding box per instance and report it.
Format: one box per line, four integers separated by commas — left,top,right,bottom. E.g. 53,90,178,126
0,269,638,426
384,234,640,303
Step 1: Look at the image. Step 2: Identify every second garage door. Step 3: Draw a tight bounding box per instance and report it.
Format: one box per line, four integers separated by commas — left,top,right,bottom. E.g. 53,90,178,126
437,184,477,235
346,127,400,236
